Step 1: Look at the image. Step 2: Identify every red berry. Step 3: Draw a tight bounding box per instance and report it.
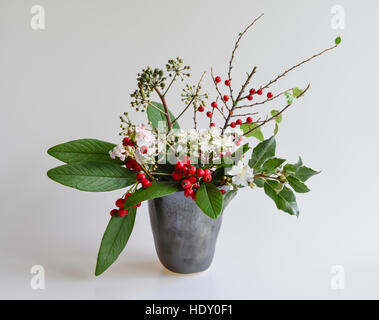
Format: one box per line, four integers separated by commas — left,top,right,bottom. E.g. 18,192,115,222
133,163,142,172
180,166,188,176
142,179,151,189
230,122,237,128
124,192,132,199
267,92,273,99
133,202,141,208
224,80,231,86
246,117,253,123
249,88,256,95
196,168,205,177
236,119,242,125
172,171,181,181
192,191,197,200
211,102,218,108
203,168,211,176
182,155,191,165
181,179,191,189
188,165,196,175
115,198,125,208
189,176,197,184
223,95,229,102
184,188,194,197
193,183,200,189
110,209,118,216
206,111,212,118
203,175,212,183
257,89,263,95
125,158,134,169
198,106,205,112
140,145,148,154
122,137,133,146
136,173,146,182
215,76,221,83
247,95,253,101
220,189,226,195
210,123,215,127
175,161,184,170
118,208,128,217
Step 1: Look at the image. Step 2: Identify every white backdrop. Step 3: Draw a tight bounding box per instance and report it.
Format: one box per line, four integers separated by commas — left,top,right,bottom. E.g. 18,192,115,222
1,0,378,299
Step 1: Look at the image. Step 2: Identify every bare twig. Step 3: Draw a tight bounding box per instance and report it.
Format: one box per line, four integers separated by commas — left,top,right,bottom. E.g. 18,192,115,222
236,88,293,109
211,68,230,112
235,66,257,102
231,111,259,118
243,83,311,136
261,44,338,90
227,13,264,103
154,87,173,131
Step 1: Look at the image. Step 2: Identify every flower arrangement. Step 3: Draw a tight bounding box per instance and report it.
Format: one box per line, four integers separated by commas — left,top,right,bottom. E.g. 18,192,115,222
46,14,341,276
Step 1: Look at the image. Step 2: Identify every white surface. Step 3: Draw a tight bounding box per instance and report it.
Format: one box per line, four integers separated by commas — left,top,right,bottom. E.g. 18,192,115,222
1,0,378,299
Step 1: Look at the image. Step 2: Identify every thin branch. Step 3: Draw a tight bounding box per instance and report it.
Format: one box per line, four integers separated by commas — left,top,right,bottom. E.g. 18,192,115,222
154,87,173,131
163,74,177,96
211,68,230,112
236,88,293,109
147,101,167,115
261,44,338,90
243,83,310,136
231,111,259,118
171,71,206,125
227,13,264,103
235,66,257,102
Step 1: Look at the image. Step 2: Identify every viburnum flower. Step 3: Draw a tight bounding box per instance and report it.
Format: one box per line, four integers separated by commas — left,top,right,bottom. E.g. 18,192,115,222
109,145,127,161
227,161,254,187
135,123,156,145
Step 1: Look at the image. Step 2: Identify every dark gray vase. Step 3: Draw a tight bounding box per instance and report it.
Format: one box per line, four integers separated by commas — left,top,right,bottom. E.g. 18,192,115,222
148,191,223,274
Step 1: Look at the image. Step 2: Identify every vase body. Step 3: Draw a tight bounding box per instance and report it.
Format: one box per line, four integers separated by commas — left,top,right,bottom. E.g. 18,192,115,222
148,192,222,274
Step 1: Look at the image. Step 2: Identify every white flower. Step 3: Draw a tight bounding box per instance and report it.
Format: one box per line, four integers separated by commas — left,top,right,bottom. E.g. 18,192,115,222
227,161,254,187
135,123,156,145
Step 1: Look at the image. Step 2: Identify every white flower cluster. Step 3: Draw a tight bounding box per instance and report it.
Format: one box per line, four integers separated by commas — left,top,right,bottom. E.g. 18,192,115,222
109,145,134,162
227,161,254,187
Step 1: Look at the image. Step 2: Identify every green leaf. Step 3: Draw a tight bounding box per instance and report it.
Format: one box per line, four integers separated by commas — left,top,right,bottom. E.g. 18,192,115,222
287,175,310,193
254,178,265,188
284,88,304,105
147,101,180,130
295,166,319,182
248,136,276,171
270,110,282,123
95,207,137,276
240,123,264,141
283,157,303,174
274,123,279,135
195,183,224,219
47,139,122,165
47,161,136,192
335,36,341,45
262,157,286,174
222,189,237,212
264,180,299,216
123,181,179,208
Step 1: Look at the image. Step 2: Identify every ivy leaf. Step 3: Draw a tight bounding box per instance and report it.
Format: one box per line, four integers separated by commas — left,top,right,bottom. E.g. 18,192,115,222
123,181,179,208
284,88,304,105
287,175,310,193
335,36,341,45
262,158,286,174
264,180,299,216
47,161,137,192
147,101,180,130
47,139,122,165
195,183,224,219
249,136,276,171
270,110,282,123
240,123,264,141
95,207,137,276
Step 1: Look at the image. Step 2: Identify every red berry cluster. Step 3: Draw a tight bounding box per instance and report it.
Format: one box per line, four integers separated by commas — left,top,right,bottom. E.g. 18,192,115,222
110,192,141,217
208,76,275,128
171,156,213,200
136,172,151,189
